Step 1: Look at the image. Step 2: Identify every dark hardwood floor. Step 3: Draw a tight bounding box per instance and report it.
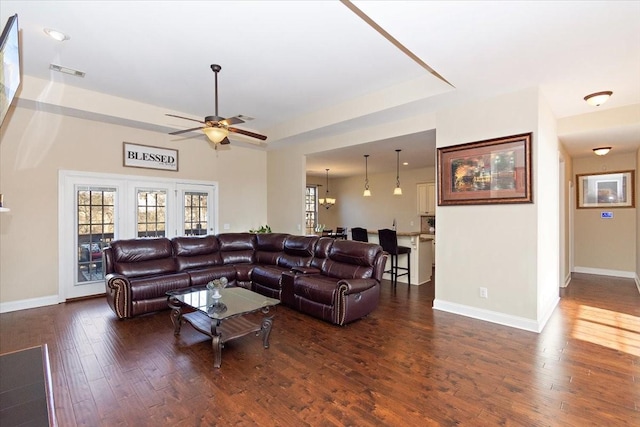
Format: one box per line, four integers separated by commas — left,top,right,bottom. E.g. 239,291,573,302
1,273,639,426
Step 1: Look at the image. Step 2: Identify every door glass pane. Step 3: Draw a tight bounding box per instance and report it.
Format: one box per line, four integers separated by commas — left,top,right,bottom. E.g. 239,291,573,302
305,186,317,235
137,190,167,237
77,187,115,283
184,191,208,235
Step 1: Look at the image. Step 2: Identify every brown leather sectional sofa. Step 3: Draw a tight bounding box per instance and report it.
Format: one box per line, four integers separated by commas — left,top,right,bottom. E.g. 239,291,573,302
103,233,388,325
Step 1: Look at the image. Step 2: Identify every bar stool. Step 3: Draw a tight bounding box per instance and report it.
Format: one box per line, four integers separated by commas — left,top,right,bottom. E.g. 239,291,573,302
351,227,368,242
378,228,411,286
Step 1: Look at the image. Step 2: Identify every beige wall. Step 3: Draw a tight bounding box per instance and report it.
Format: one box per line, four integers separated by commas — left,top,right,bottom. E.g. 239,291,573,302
0,105,267,305
573,153,636,274
434,87,559,331
558,143,573,286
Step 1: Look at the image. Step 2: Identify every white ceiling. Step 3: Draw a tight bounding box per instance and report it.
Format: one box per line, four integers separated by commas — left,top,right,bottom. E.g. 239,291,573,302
3,1,639,177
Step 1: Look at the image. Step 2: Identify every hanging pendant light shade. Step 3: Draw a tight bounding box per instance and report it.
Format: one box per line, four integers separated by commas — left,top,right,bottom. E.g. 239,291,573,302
363,154,371,197
393,149,403,195
319,168,336,209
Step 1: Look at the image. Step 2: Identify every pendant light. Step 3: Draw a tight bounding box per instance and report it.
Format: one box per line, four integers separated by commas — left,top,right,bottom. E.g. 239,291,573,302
393,149,403,195
363,155,372,197
318,168,336,209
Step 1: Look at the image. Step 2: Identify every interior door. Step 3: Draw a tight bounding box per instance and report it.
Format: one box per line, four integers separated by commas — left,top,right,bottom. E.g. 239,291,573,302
60,171,218,300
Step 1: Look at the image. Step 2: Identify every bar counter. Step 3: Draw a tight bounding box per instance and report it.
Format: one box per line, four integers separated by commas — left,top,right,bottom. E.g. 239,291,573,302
366,230,433,285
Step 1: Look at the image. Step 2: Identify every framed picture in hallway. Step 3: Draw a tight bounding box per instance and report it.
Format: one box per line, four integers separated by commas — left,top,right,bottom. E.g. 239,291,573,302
437,132,533,205
576,170,635,209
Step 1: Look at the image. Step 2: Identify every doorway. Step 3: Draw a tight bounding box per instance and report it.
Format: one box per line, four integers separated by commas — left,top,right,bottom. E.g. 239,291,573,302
58,170,217,300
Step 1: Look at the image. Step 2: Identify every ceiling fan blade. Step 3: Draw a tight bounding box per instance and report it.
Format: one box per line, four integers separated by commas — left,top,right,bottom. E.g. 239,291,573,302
220,116,245,126
169,126,203,135
219,137,231,145
166,114,206,124
228,127,267,141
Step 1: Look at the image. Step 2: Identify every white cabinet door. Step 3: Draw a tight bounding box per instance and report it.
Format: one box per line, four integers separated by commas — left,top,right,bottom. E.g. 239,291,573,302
426,182,436,214
417,183,436,215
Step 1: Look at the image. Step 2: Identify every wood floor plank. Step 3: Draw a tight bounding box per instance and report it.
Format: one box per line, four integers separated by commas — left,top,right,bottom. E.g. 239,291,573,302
1,272,639,425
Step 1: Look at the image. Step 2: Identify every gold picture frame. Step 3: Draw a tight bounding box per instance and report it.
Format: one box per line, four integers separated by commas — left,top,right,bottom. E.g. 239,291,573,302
438,133,533,205
576,170,635,209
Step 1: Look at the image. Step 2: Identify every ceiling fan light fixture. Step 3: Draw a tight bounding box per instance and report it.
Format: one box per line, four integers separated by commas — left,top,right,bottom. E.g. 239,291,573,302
592,147,611,156
584,91,612,107
203,126,228,144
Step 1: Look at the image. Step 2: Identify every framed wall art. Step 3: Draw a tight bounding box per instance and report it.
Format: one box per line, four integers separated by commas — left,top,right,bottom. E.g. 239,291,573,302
123,142,178,171
576,170,634,209
437,132,532,205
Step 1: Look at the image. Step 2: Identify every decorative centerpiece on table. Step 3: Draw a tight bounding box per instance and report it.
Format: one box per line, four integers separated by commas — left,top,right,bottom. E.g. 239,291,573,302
207,277,228,299
206,277,228,314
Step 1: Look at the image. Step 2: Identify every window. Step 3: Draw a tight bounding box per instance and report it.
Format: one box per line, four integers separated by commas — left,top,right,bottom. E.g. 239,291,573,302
76,187,115,283
305,185,318,235
137,189,167,238
184,191,209,235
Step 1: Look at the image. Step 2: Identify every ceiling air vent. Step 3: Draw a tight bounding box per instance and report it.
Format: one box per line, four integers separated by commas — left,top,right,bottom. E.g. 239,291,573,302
49,64,85,77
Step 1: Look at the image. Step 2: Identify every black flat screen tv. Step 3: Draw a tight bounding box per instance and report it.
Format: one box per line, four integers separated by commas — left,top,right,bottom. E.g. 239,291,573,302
0,14,20,128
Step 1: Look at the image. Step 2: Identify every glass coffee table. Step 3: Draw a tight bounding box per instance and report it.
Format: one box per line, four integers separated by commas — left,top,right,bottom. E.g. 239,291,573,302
167,286,280,368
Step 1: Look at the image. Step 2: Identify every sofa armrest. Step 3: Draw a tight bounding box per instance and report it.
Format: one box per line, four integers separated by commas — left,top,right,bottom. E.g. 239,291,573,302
336,278,377,294
105,273,132,319
291,266,321,275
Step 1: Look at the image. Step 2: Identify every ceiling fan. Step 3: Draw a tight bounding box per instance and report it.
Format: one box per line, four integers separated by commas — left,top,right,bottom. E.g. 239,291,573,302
166,64,267,146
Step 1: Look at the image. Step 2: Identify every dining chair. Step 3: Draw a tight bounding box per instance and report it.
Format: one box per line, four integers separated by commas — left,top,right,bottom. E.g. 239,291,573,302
378,228,411,286
351,227,368,242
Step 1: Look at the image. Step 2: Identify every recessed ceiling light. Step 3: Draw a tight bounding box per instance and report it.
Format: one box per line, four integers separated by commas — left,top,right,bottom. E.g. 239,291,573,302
584,91,612,107
403,162,409,166
44,28,69,41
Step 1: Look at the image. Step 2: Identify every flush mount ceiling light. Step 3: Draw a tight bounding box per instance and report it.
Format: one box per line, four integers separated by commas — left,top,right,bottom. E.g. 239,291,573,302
584,91,613,107
393,149,403,196
592,147,611,156
43,28,69,41
363,154,371,197
319,169,336,209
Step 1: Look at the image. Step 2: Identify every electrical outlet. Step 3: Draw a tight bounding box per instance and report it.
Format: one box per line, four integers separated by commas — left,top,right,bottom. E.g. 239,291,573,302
410,221,414,226
479,287,488,298
223,223,230,230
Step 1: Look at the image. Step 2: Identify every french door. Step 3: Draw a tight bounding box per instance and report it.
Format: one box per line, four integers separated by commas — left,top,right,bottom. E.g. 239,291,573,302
59,171,217,300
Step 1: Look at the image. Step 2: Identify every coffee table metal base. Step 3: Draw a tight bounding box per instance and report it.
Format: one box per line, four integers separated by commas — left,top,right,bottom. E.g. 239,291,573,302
171,308,274,368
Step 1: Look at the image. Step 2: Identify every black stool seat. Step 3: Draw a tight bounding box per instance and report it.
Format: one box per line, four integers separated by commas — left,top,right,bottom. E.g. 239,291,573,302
378,228,411,286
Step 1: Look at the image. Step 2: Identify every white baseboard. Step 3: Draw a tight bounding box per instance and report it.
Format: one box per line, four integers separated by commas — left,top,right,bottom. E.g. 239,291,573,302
0,295,60,314
573,266,635,279
561,273,572,288
433,299,557,333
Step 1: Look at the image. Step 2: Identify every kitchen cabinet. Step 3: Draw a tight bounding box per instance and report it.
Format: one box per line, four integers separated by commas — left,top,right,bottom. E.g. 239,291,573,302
417,182,436,215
